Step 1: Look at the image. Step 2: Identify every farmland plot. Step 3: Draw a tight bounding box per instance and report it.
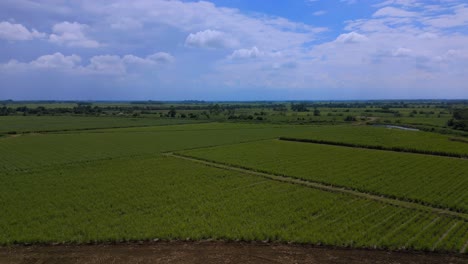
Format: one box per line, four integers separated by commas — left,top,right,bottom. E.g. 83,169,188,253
0,116,203,134
278,125,468,157
179,139,468,213
0,155,467,253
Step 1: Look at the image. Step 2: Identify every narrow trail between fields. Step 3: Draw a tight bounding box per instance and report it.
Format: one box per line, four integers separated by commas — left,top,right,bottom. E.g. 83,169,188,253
166,153,468,222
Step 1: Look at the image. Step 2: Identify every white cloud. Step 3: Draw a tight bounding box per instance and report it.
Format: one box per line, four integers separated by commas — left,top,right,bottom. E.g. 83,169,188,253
0,21,45,41
79,0,323,51
417,32,438,39
423,4,468,28
335,32,368,43
341,0,357,4
84,53,175,75
375,0,421,8
392,47,413,57
147,52,175,64
0,52,81,72
1,52,174,75
122,52,175,65
49,21,100,48
185,29,237,49
86,55,125,74
373,7,417,17
313,10,327,16
1,0,468,99
229,47,264,59
110,17,143,30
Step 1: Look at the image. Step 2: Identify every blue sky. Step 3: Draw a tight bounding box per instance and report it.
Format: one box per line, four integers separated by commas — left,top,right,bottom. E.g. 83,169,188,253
0,0,467,100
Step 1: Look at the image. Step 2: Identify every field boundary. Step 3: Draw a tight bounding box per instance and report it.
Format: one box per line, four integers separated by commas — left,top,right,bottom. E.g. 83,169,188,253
279,137,468,159
167,152,468,222
1,241,467,263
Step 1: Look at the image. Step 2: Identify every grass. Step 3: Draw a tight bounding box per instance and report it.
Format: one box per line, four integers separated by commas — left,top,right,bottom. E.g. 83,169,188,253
2,120,468,253
179,139,468,213
0,116,204,134
1,155,467,253
276,125,468,156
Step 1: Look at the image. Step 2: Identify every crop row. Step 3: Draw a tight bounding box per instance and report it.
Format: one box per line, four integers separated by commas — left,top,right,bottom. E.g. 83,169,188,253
179,140,468,213
2,122,467,175
279,125,468,156
0,126,290,174
0,116,203,134
279,137,468,158
1,155,466,252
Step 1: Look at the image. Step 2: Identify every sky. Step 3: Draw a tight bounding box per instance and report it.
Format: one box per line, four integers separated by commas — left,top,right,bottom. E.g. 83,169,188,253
0,0,467,100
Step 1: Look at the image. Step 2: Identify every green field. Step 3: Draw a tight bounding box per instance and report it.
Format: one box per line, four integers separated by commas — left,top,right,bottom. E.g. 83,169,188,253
1,106,468,254
179,140,468,213
276,125,468,157
0,116,204,134
2,155,468,252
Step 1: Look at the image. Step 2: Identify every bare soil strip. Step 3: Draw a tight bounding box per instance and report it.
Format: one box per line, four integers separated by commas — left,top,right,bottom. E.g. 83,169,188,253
167,153,468,222
461,239,468,254
1,242,466,264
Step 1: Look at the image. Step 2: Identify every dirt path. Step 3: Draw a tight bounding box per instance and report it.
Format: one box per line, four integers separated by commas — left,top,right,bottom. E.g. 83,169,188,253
167,153,468,222
1,242,466,264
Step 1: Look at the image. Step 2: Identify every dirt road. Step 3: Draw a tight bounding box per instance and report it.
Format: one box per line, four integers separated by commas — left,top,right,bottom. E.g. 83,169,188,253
1,242,466,264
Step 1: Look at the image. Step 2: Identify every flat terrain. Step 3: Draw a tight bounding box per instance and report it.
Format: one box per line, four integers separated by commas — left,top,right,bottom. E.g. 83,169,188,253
0,116,202,134
1,242,467,264
1,111,467,260
179,139,468,212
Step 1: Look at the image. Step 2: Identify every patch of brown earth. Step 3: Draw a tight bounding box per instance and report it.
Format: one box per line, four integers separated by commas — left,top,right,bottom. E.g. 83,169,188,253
0,242,466,264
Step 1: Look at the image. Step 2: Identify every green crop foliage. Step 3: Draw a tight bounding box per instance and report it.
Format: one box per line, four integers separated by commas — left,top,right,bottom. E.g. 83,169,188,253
2,121,468,253
180,139,468,213
277,125,468,156
1,155,467,252
0,116,205,134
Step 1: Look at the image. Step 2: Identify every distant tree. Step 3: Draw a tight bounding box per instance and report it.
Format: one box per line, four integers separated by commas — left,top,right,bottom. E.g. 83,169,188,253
448,109,468,131
313,108,321,116
291,103,309,112
344,115,356,122
209,104,222,115
168,106,177,118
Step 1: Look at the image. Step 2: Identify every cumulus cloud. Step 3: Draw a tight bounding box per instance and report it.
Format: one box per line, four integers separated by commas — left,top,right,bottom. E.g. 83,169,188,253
375,0,421,8
49,21,100,48
423,4,468,28
110,17,143,30
229,47,263,59
1,52,174,75
0,21,45,41
313,10,327,16
391,47,413,57
86,55,125,74
82,52,175,75
373,7,417,17
335,32,368,43
1,0,468,99
30,53,81,68
185,29,237,49
0,53,81,72
121,52,174,66
147,52,175,64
